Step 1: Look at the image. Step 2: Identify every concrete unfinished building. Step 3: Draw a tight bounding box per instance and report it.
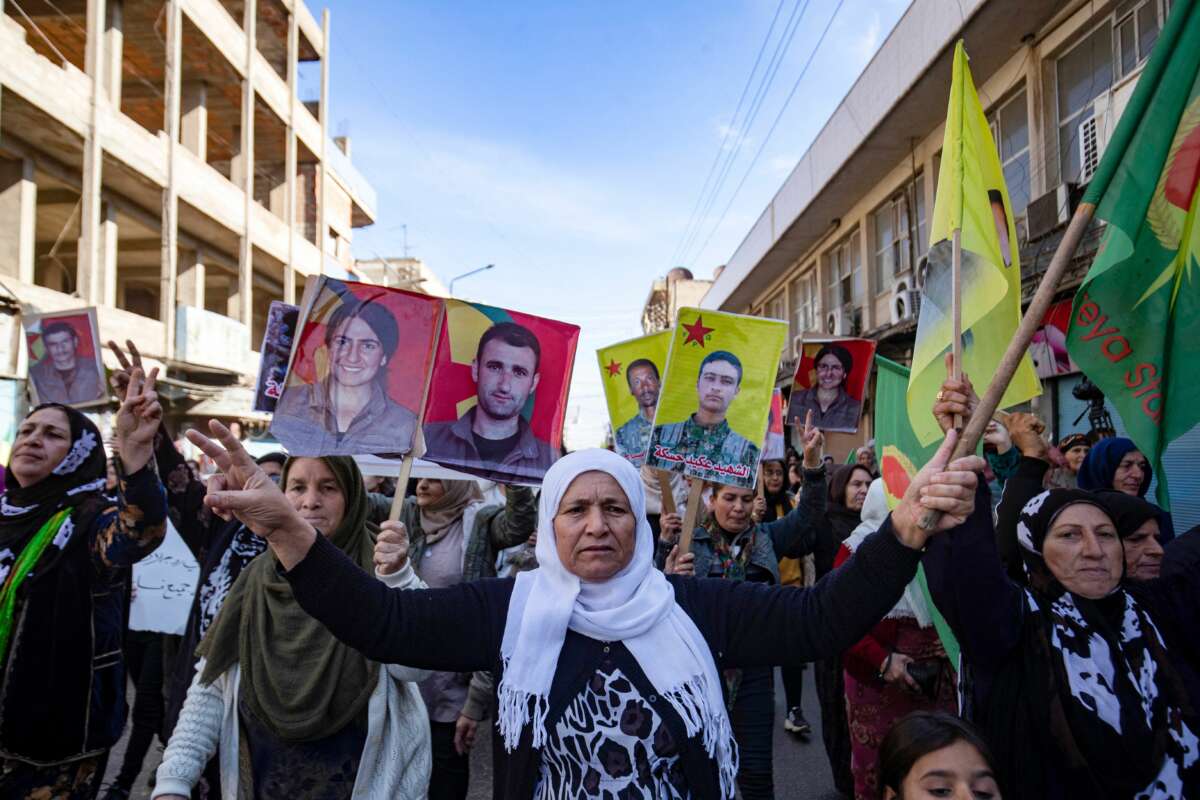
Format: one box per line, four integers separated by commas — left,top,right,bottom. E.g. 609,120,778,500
0,0,377,429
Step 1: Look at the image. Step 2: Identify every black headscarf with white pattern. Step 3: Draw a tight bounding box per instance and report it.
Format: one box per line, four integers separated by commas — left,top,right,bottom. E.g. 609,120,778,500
1014,489,1199,797
1,404,109,542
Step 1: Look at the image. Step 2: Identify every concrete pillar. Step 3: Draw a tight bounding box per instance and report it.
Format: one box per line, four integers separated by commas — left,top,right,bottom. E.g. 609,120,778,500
0,158,37,283
317,9,329,272
177,247,205,307
103,0,123,105
181,81,208,160
99,201,118,306
284,6,297,305
226,274,240,319
161,0,181,358
237,0,256,325
78,0,106,305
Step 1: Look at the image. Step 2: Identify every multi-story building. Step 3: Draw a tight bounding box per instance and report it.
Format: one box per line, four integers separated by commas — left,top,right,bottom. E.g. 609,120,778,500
641,266,714,334
355,256,450,297
702,0,1197,526
0,0,377,440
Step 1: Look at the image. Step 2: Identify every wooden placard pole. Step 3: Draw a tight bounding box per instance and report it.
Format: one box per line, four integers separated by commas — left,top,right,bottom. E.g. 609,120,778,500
655,469,677,516
951,227,964,430
387,453,416,522
677,480,705,556
387,303,446,525
918,203,1095,529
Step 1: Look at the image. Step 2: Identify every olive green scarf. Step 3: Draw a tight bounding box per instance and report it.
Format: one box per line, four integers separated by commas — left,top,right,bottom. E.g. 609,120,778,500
198,456,379,742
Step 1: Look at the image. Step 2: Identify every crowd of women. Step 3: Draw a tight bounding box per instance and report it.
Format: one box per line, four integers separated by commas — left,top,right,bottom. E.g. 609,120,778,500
0,342,1196,800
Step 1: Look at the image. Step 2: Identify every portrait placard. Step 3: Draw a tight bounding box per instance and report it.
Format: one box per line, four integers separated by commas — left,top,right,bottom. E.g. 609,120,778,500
270,278,442,457
645,308,788,489
22,308,107,408
252,301,300,413
597,330,672,466
763,388,785,462
786,336,876,433
422,299,579,485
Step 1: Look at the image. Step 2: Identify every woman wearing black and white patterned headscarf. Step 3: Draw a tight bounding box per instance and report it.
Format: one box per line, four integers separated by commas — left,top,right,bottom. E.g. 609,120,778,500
0,371,167,798
924,484,1200,799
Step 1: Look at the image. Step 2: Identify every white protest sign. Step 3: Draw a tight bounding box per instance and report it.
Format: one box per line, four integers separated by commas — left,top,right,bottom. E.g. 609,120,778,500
129,520,199,635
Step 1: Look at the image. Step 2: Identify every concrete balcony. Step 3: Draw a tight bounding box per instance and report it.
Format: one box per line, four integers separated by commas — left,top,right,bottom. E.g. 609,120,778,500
176,147,246,234
175,304,256,374
324,138,377,226
4,279,166,369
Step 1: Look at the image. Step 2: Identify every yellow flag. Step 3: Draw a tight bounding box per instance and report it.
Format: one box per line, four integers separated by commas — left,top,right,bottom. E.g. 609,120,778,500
906,40,1040,444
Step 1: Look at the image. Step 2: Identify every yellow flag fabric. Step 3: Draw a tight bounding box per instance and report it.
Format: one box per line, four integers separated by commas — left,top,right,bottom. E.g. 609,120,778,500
906,40,1040,445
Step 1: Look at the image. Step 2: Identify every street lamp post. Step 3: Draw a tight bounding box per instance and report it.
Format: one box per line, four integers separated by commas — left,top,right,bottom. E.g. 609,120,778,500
448,263,495,296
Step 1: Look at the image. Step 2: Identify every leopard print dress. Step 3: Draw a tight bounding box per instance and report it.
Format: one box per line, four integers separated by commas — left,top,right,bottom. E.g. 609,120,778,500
534,665,691,799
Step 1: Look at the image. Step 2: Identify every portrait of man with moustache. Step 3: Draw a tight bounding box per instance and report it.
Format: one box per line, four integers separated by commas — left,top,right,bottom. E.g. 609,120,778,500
423,321,557,482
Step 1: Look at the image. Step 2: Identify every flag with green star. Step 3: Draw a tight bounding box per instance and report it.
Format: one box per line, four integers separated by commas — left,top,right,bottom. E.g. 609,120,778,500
1066,0,1200,510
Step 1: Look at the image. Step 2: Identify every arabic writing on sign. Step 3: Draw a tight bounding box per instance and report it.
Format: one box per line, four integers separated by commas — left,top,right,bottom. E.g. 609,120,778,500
651,446,752,479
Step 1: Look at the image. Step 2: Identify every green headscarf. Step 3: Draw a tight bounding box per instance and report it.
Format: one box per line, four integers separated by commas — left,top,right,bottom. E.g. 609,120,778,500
197,455,379,742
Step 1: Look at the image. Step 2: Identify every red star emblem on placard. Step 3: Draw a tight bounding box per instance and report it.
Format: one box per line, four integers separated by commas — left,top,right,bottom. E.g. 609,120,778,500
605,359,622,377
681,315,715,347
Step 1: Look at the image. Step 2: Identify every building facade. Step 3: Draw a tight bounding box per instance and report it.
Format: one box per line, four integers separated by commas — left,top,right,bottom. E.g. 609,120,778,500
0,0,377,447
641,266,715,334
703,0,1197,526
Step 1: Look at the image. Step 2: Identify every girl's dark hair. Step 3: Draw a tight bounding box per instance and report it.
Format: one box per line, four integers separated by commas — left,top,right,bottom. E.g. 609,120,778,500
879,711,997,794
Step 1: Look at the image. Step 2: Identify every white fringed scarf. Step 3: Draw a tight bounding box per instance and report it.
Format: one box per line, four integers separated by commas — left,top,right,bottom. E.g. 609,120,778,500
497,449,738,797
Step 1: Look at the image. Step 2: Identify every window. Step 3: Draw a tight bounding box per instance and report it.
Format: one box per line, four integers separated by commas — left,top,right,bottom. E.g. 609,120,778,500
823,230,862,313
1115,1,1163,80
790,272,817,335
872,173,928,294
1057,20,1114,184
767,292,787,336
989,89,1031,223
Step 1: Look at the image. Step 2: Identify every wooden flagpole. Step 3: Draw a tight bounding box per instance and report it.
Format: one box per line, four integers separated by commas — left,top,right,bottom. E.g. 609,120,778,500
951,227,964,429
655,469,677,516
919,203,1095,529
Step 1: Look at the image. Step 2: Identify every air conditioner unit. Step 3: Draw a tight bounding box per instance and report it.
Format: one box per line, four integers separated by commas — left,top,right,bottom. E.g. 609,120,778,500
1026,183,1076,241
825,307,852,336
1078,94,1112,183
792,334,806,361
890,280,919,325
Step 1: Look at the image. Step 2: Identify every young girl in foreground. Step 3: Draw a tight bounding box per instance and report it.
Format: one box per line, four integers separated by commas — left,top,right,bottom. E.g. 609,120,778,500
879,712,1001,800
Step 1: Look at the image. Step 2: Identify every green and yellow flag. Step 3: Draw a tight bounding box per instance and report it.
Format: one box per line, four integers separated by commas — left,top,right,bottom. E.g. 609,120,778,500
876,356,959,666
1066,0,1200,510
907,40,1040,445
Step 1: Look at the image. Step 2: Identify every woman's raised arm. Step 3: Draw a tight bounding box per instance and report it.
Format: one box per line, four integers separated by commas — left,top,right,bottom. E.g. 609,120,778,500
185,420,505,672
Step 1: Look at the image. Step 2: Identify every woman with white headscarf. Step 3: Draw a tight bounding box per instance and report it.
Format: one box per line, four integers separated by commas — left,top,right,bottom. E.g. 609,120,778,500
832,479,957,800
184,421,983,799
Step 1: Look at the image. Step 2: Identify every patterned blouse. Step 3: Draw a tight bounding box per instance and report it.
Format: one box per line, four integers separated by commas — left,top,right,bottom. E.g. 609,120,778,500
535,665,690,800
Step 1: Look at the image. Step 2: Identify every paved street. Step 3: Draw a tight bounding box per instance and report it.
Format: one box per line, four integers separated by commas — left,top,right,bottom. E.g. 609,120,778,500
106,667,841,799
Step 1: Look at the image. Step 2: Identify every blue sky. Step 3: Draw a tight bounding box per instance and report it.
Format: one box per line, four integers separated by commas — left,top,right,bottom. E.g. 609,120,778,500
324,0,908,448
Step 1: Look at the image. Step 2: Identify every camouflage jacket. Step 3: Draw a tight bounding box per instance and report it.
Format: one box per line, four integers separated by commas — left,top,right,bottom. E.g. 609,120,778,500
647,415,760,486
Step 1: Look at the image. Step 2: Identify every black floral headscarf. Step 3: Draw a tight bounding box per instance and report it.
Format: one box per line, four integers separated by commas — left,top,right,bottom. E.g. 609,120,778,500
1,403,109,546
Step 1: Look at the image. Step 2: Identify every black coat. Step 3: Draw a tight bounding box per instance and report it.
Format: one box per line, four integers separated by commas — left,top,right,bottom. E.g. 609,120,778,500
284,520,924,798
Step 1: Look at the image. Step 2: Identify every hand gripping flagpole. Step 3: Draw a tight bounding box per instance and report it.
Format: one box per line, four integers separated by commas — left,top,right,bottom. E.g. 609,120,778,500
918,203,1096,530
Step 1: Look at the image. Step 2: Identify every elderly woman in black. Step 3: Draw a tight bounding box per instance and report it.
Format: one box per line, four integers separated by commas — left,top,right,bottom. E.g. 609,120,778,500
185,420,983,799
0,371,166,798
923,484,1200,798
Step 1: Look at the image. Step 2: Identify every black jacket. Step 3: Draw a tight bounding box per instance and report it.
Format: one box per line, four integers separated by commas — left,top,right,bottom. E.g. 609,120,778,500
284,519,923,798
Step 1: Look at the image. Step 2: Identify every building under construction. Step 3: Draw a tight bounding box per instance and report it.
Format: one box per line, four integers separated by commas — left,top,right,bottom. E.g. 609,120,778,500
0,0,377,440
